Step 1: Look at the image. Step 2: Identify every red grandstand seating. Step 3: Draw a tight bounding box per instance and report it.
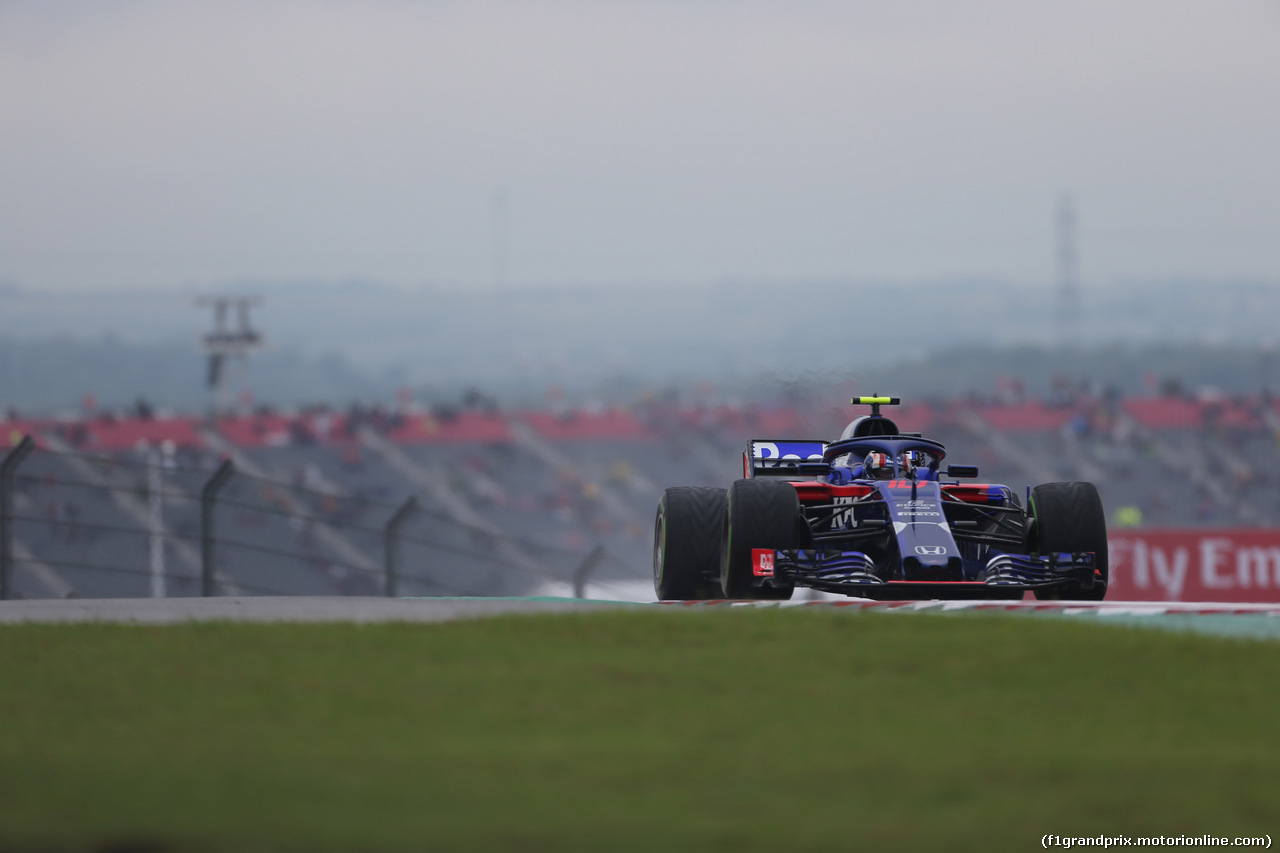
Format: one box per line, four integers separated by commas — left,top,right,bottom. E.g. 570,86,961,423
893,402,939,434
1214,401,1265,430
1,420,51,449
389,411,512,444
520,409,653,441
972,401,1076,432
79,417,207,451
1123,398,1205,429
688,405,809,438
12,394,1272,463
214,414,304,448
750,406,808,436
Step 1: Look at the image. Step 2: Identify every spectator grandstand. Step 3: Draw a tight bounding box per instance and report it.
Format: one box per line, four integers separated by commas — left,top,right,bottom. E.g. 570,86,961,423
3,386,1279,599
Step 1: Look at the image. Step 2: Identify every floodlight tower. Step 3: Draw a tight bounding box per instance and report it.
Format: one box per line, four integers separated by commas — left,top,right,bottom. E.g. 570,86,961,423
197,296,264,416
1056,195,1081,348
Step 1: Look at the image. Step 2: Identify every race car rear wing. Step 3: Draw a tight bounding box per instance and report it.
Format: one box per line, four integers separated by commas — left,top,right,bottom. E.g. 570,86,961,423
743,440,831,479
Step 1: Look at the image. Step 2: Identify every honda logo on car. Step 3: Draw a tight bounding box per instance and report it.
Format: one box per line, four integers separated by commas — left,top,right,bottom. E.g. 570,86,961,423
752,548,775,577
915,545,946,556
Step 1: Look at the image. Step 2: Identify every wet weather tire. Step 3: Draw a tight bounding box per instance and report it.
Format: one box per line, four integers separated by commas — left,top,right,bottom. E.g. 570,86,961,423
654,487,727,600
1028,481,1108,601
721,479,799,600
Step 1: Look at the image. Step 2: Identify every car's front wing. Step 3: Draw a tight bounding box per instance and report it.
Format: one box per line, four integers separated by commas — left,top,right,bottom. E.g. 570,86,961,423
761,548,1098,600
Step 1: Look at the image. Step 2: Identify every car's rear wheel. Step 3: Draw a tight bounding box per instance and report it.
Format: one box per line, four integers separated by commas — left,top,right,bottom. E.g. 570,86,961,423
654,487,727,600
1027,481,1108,601
721,479,799,600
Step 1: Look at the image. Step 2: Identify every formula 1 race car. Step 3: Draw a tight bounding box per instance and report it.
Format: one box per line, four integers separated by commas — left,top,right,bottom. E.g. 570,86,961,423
654,397,1108,601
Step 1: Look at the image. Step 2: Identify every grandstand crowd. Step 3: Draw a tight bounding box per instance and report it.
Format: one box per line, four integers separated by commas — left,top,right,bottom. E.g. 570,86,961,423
3,381,1278,599
7,382,1280,526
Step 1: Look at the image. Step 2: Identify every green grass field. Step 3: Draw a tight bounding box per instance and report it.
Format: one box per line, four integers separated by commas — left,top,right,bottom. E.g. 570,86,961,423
1,609,1278,851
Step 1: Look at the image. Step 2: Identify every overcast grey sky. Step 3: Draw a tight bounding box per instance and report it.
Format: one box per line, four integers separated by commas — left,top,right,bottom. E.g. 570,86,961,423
1,0,1277,291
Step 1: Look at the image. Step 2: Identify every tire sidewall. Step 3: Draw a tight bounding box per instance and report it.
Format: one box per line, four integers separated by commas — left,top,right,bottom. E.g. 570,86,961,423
654,486,727,600
1029,481,1108,601
721,478,800,600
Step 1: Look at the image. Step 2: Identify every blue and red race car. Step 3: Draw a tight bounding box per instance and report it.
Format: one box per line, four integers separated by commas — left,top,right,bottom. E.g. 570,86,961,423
654,397,1107,601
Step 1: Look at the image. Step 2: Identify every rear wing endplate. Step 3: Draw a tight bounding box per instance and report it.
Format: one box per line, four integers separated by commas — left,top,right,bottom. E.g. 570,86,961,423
744,440,831,479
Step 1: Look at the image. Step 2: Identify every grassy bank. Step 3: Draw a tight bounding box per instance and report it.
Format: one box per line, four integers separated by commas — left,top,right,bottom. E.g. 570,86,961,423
1,610,1276,851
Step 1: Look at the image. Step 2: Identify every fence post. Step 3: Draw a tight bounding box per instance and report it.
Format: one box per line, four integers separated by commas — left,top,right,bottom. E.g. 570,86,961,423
201,459,235,597
573,544,607,599
0,435,36,601
384,496,418,598
147,446,166,599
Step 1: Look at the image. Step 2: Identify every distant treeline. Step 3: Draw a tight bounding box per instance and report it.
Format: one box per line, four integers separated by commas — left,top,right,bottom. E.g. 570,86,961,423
0,337,383,416
844,342,1280,401
3,335,1277,417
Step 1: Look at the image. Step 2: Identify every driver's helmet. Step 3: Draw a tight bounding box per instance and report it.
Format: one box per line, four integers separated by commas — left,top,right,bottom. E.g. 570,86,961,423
863,451,894,480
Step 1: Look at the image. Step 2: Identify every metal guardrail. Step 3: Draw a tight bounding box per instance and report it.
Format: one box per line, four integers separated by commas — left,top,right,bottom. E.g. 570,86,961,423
0,436,619,600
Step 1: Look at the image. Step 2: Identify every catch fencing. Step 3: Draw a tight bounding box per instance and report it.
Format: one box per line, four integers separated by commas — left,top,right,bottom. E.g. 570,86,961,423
0,436,624,600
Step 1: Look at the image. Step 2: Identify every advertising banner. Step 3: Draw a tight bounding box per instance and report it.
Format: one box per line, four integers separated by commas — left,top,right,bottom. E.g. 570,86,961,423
1108,530,1280,603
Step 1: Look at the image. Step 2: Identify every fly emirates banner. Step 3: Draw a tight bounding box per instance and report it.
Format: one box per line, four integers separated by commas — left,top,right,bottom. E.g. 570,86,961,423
1108,530,1280,602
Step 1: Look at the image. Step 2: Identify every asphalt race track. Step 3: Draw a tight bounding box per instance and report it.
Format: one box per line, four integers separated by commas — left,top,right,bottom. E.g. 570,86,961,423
0,596,647,625
2,596,1280,640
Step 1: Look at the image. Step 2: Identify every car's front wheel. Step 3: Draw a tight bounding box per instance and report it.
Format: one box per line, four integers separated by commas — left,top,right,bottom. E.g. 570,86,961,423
1027,481,1108,601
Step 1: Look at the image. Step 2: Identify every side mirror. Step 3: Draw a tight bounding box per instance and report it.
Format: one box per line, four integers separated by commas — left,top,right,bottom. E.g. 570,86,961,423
946,465,979,479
